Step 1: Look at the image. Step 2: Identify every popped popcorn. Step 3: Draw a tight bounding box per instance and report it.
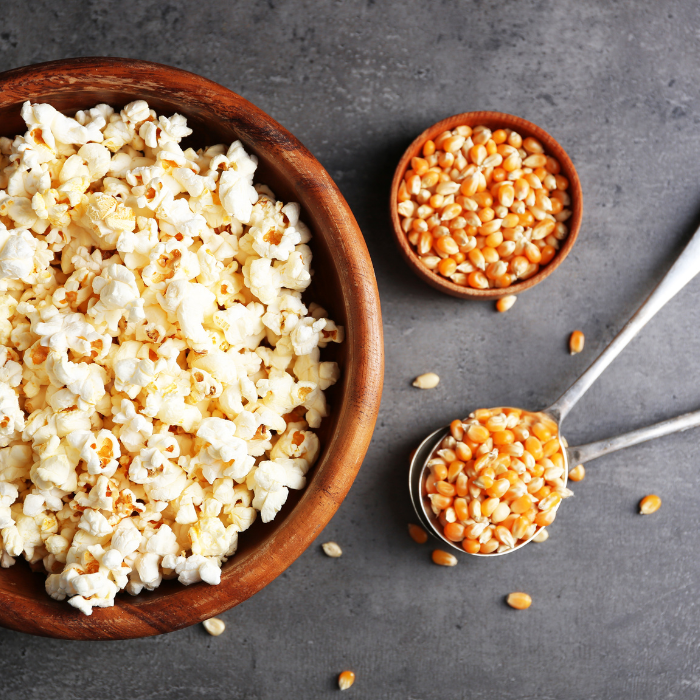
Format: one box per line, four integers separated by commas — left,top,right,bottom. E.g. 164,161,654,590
0,101,343,614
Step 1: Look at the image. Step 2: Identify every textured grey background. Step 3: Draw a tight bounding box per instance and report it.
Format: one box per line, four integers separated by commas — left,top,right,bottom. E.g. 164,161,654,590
1,1,700,698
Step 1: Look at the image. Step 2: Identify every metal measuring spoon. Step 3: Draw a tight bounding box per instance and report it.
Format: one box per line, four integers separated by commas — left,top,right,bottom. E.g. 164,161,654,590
409,225,700,556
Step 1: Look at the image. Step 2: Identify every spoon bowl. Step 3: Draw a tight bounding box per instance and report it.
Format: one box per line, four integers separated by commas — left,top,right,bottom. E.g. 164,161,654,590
409,410,569,556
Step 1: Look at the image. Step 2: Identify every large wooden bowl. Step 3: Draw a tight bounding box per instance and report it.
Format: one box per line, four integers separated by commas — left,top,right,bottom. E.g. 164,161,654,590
390,111,583,299
0,58,383,640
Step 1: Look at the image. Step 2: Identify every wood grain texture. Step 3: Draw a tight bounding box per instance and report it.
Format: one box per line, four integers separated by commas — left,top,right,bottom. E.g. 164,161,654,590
389,111,583,299
0,57,384,640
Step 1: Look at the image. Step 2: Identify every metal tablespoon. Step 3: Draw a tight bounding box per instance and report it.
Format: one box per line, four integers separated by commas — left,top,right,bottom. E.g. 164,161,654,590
409,224,700,556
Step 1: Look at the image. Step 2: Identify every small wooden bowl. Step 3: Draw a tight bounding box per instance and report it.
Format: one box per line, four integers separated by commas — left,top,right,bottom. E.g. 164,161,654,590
390,111,583,299
0,58,383,640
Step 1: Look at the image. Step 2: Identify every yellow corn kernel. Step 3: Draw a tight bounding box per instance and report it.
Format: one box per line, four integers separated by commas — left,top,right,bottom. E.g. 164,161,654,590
468,270,489,289
639,494,661,515
511,515,530,540
436,480,456,497
522,136,544,154
531,422,552,442
532,528,549,543
338,670,356,690
462,538,481,554
467,423,490,443
408,524,428,544
485,478,510,499
496,295,517,313
454,497,469,521
568,464,585,482
542,437,561,458
481,497,500,517
202,618,226,636
525,436,544,461
538,492,562,511
569,330,585,355
506,591,532,610
450,419,465,441
480,538,499,554
432,549,458,566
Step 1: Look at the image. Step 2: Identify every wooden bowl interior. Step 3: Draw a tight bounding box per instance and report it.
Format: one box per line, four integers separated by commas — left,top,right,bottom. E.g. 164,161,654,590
0,59,381,639
390,111,583,299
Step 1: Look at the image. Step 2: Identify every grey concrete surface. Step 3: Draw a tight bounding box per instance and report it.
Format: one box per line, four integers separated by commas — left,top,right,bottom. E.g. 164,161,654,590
1,1,700,698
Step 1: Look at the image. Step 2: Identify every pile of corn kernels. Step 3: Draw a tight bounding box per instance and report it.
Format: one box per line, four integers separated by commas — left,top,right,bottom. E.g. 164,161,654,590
424,407,572,554
397,125,572,289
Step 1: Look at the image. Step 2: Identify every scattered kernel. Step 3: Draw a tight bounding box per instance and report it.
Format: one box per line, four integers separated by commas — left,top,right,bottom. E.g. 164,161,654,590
496,295,517,313
322,542,343,558
203,618,226,636
506,592,532,610
432,549,458,566
568,464,585,482
569,329,585,355
413,372,440,389
338,670,356,690
639,494,661,515
408,524,429,544
398,124,571,289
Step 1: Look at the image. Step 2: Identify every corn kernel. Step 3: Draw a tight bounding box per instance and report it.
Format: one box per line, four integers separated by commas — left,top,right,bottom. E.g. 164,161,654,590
496,295,517,313
568,464,585,482
639,494,661,515
569,330,585,355
506,592,532,610
338,671,356,690
432,549,458,566
203,618,226,636
408,524,428,544
322,542,343,558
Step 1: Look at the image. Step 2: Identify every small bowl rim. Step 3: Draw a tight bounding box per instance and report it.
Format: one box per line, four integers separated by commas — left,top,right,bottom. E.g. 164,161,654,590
389,111,583,299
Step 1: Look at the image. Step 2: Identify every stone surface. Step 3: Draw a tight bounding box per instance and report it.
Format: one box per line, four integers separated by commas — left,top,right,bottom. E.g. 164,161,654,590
2,1,700,698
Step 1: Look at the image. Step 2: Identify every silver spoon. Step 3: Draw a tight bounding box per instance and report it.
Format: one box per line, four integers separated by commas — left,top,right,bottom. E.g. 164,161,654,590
409,223,700,556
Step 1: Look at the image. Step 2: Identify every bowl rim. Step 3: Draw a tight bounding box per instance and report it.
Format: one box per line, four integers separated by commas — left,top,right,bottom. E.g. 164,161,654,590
389,111,583,299
0,57,384,640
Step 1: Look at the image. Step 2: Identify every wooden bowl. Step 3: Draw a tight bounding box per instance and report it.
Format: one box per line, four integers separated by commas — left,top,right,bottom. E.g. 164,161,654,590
390,111,583,299
0,58,383,639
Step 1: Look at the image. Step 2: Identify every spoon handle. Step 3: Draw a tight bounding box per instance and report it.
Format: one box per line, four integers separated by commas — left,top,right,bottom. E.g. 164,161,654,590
568,408,700,465
547,225,700,423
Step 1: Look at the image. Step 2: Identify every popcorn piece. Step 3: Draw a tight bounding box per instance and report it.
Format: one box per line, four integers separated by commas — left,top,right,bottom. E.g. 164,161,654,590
248,459,308,523
78,143,111,180
77,193,136,250
89,263,145,333
197,417,255,481
21,101,104,148
78,509,113,538
217,143,258,225
0,226,52,281
158,280,216,352
213,301,265,350
290,317,327,356
0,382,25,447
45,352,106,412
67,429,121,477
112,399,153,452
